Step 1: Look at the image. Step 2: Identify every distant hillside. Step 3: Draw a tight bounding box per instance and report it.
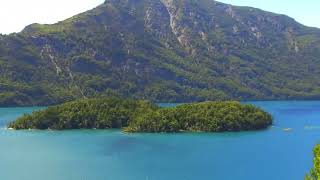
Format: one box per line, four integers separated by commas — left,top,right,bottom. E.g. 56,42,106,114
1,0,320,106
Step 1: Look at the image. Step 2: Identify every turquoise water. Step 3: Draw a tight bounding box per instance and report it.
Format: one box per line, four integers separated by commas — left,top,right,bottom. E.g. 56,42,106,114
0,101,320,180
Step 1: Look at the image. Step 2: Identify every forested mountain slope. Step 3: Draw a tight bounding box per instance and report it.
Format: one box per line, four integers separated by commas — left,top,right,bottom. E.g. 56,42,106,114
1,0,320,106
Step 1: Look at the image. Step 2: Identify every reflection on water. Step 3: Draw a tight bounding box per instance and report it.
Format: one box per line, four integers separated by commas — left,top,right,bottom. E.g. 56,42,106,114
304,125,320,130
103,135,174,157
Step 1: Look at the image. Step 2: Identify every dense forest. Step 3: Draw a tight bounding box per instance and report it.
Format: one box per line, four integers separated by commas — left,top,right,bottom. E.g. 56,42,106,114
126,101,272,132
8,97,157,130
8,97,272,132
306,144,320,180
1,0,320,106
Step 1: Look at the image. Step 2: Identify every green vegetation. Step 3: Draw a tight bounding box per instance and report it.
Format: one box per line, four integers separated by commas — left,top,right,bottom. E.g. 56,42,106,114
1,0,320,106
8,97,157,130
126,101,272,132
8,97,272,132
306,144,320,180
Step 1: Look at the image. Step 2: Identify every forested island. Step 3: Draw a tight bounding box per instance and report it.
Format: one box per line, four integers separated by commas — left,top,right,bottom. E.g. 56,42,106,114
306,144,320,180
8,97,272,132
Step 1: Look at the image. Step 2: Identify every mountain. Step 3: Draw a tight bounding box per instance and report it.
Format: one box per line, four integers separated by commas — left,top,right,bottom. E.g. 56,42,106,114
1,0,320,106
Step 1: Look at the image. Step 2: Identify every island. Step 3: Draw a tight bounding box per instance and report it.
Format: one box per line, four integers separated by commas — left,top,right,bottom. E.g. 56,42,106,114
8,97,273,132
306,144,320,180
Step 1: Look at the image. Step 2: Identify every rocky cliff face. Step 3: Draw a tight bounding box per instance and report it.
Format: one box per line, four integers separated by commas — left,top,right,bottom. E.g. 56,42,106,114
0,0,320,106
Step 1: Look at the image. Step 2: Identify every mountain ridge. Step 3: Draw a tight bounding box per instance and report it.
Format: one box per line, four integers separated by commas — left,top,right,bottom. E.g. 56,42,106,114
0,0,320,106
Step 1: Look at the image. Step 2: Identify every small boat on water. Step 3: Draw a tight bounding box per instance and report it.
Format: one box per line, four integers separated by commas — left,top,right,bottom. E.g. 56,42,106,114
283,128,292,132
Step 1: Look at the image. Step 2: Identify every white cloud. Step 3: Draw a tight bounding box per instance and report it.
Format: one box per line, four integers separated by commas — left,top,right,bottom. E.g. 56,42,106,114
0,0,104,34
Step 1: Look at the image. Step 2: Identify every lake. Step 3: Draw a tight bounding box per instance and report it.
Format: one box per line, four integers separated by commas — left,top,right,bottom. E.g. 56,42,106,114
0,101,319,180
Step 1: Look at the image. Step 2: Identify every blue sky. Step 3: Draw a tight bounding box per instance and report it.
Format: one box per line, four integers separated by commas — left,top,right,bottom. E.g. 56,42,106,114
0,0,319,34
0,0,104,34
218,0,320,28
